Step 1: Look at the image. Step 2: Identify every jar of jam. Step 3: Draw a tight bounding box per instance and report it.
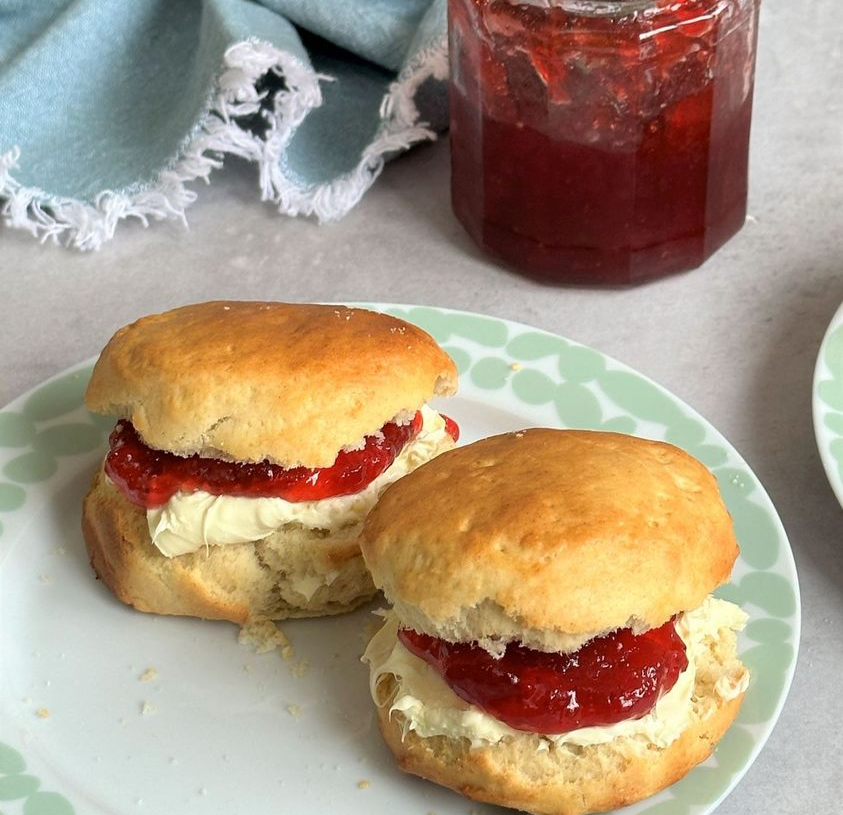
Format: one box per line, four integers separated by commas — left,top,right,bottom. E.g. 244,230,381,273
448,0,761,285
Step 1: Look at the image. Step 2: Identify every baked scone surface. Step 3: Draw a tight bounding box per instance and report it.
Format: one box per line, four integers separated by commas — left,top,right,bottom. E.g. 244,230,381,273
361,428,739,651
81,301,459,621
368,595,748,815
361,429,750,814
85,301,458,467
83,471,377,622
376,675,744,815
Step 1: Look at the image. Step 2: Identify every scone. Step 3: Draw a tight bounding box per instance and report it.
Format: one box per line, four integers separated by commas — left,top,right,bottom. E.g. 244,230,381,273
361,429,750,815
82,301,459,622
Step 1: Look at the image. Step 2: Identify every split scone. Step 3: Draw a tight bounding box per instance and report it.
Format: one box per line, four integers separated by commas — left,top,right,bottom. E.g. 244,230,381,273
361,429,750,815
82,301,459,622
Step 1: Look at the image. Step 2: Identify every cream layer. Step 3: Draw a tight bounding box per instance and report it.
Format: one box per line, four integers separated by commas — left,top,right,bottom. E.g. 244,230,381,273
364,596,750,750
142,405,452,558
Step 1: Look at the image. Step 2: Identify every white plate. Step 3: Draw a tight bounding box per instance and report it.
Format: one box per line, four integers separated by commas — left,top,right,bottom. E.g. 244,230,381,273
0,305,799,815
813,300,843,508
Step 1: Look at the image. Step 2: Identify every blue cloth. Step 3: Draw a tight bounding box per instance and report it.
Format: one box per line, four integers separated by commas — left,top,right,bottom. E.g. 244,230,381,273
0,0,448,249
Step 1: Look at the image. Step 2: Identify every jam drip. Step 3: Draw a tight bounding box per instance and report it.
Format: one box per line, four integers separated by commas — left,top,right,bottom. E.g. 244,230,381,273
399,620,688,734
443,414,460,443
106,410,452,509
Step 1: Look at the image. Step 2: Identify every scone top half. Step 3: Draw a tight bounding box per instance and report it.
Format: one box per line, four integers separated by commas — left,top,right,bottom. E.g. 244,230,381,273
86,301,457,468
362,428,738,651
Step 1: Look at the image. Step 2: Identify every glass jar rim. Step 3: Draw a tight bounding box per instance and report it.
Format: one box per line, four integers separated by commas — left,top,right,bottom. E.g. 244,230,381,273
514,0,679,14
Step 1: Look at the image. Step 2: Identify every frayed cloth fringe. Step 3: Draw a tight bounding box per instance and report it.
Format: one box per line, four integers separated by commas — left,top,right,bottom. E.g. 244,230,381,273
0,35,446,250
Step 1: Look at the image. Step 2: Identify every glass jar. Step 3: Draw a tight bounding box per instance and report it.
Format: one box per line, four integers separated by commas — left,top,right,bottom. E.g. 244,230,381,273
448,0,761,285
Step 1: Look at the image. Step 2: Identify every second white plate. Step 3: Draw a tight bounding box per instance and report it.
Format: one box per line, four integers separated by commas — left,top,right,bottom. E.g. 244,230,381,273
813,300,843,509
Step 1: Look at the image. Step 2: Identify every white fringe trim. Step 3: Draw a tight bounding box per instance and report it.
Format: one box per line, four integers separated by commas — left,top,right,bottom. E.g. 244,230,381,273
266,33,448,222
0,33,447,250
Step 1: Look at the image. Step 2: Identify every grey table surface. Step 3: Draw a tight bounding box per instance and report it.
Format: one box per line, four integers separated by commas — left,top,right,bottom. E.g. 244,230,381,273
1,1,841,814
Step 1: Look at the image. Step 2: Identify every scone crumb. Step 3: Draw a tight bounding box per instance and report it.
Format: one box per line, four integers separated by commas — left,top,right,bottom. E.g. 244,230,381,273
290,659,310,678
36,708,50,719
510,361,522,371
141,701,156,716
139,668,158,682
357,780,370,790
54,546,67,556
238,621,290,654
286,704,301,717
281,644,294,660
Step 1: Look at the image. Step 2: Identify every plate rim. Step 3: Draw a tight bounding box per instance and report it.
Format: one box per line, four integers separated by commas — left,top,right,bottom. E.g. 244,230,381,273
812,299,843,508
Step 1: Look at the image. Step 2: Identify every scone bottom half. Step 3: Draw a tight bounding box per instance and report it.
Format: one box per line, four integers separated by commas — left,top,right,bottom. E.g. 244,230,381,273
360,429,750,815
81,301,460,622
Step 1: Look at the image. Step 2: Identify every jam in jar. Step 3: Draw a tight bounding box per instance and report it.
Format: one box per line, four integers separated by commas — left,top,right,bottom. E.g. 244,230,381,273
448,0,761,284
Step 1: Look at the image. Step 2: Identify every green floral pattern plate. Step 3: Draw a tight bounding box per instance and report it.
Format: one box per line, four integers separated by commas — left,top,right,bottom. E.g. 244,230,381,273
0,305,799,815
813,301,843,509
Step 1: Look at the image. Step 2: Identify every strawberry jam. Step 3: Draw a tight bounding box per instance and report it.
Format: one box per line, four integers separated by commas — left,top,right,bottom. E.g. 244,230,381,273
399,620,688,734
443,414,460,443
105,411,451,509
449,0,761,284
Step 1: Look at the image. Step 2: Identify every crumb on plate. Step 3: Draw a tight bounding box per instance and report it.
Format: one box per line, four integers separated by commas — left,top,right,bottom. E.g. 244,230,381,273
238,621,290,654
290,658,309,678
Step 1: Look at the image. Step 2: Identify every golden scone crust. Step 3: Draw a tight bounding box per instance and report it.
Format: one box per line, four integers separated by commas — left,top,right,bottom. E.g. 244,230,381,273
85,301,458,467
82,471,377,622
375,677,744,815
361,429,738,649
